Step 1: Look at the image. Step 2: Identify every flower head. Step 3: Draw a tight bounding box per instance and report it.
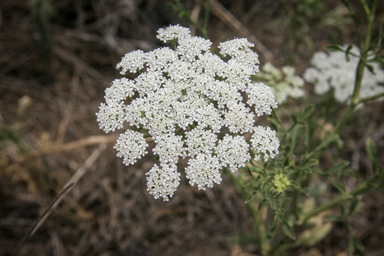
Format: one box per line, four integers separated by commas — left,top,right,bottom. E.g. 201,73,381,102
185,154,222,190
146,164,180,201
254,62,305,104
96,25,280,201
304,45,384,104
114,130,148,166
272,173,291,193
251,126,280,161
156,24,191,42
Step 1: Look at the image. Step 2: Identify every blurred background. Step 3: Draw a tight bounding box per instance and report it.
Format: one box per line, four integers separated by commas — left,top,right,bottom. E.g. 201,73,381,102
1,0,383,255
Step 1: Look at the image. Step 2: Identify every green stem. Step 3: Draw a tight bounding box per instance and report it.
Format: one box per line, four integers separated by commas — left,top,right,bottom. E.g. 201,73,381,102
359,92,384,104
301,176,376,223
291,189,300,221
333,104,354,134
269,1,382,254
273,178,376,253
306,133,338,159
225,169,269,255
271,109,285,131
183,7,209,39
359,0,370,16
355,0,378,103
362,0,379,51
270,241,296,256
301,194,351,224
351,60,365,105
306,0,379,159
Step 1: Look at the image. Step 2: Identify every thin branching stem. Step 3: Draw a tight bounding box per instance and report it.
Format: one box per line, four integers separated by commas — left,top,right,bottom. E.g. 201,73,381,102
359,92,384,103
305,0,379,161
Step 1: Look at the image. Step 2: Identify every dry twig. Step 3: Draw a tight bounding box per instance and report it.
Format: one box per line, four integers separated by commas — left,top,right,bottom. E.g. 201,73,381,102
210,0,273,62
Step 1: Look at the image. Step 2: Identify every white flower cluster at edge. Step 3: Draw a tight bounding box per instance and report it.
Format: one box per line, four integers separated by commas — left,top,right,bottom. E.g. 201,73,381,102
304,45,384,104
96,24,280,201
254,62,305,104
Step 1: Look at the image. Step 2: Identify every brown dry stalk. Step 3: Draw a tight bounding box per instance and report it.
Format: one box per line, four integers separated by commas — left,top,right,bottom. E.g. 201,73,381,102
13,143,107,256
13,182,74,256
210,0,273,62
30,134,118,157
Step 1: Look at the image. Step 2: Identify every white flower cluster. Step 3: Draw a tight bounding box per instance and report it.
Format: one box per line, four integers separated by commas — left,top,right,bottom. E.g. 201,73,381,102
254,62,305,104
304,45,384,104
96,25,280,201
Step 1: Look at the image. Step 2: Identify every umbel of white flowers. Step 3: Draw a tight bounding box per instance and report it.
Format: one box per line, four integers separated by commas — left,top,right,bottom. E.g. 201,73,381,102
254,62,305,104
96,25,280,201
304,45,384,104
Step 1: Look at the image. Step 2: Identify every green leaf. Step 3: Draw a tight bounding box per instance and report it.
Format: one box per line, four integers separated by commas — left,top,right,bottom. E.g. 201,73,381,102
348,236,354,255
249,149,255,159
367,173,381,189
351,236,365,255
303,34,314,53
283,156,290,167
267,117,281,130
284,156,295,168
328,178,346,194
279,216,296,240
366,138,379,173
368,45,382,55
307,159,319,167
301,105,314,120
301,187,310,196
283,145,292,154
369,55,384,64
297,121,306,126
290,180,300,188
266,218,277,240
290,125,300,151
366,64,375,74
377,20,383,46
291,113,298,123
328,160,350,175
351,14,362,28
324,44,344,52
301,158,319,169
313,169,331,177
245,192,258,204
349,196,359,215
300,155,307,165
304,123,310,149
339,203,346,217
340,0,351,10
345,169,361,179
242,182,253,189
271,109,285,132
325,215,341,222
258,199,267,211
345,44,353,62
335,135,344,150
